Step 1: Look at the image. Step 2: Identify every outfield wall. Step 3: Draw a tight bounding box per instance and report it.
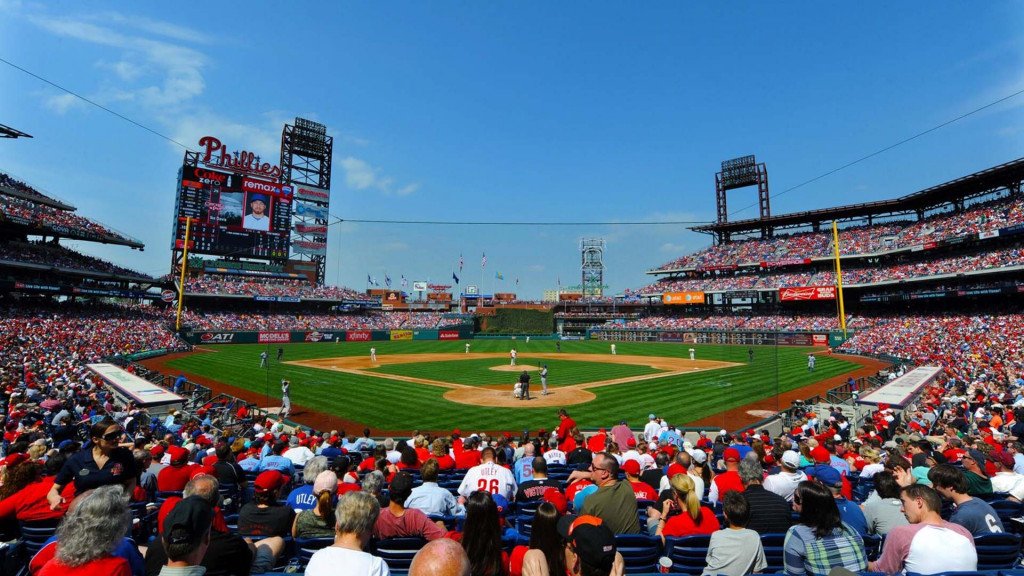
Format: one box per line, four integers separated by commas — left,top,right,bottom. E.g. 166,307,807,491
186,326,474,345
589,328,847,347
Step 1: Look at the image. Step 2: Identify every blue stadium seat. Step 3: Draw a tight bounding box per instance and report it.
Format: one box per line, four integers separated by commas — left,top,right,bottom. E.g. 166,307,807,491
372,537,427,571
759,532,786,572
292,536,334,568
862,533,884,562
974,533,1022,570
614,534,663,574
19,519,60,557
664,534,711,574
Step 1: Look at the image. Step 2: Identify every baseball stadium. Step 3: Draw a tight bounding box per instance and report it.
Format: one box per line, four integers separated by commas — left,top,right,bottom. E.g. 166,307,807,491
2,6,1024,576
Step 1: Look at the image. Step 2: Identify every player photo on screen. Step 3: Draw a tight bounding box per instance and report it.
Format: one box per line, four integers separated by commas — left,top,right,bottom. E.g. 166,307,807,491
243,193,273,232
216,191,244,227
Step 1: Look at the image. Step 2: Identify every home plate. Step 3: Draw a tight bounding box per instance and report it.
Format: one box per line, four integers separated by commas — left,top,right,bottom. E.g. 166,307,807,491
746,410,777,418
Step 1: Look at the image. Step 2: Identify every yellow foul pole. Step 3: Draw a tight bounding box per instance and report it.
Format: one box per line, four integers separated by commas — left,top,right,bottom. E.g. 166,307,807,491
175,217,192,331
831,220,847,337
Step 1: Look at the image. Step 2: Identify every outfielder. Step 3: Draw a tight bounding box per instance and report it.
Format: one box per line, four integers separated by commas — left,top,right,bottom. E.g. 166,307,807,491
370,347,377,363
808,354,816,372
259,351,268,368
465,342,471,353
689,347,696,361
540,364,549,395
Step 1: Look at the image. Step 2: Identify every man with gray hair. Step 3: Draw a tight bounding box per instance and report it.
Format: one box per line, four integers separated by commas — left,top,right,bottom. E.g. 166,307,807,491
305,491,388,576
144,474,285,576
384,438,401,464
544,436,566,466
737,457,792,535
286,456,329,512
283,436,315,467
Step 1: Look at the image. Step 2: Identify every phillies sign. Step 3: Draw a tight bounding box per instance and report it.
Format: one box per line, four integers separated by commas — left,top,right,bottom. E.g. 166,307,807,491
198,136,282,180
779,285,837,302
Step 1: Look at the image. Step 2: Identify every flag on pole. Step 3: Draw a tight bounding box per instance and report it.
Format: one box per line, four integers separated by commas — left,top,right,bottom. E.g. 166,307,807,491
401,275,407,288
515,277,519,286
495,271,504,280
385,274,392,288
459,253,464,272
367,274,372,285
452,272,460,284
481,252,487,268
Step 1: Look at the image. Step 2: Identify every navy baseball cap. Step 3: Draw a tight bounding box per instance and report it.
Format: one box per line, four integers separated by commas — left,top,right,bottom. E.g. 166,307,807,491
249,194,268,203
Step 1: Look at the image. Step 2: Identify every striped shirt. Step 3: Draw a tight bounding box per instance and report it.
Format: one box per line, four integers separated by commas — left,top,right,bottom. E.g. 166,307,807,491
783,522,866,576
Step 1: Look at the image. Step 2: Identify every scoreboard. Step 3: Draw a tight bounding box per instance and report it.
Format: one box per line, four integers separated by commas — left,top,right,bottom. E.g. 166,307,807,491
173,165,293,259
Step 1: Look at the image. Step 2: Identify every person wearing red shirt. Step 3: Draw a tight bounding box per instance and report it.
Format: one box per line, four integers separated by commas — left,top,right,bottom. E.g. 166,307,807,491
709,447,744,503
0,456,75,523
651,474,718,541
430,438,456,470
454,436,483,469
556,409,577,453
157,446,195,492
587,429,608,453
621,460,657,501
36,486,134,576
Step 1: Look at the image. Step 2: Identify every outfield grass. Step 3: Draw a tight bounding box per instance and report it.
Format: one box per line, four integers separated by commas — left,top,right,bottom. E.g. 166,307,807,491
165,339,859,432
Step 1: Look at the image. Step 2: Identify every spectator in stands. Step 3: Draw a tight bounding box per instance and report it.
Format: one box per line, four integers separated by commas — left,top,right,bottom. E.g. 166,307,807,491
145,474,283,576
0,454,74,526
510,502,565,576
409,538,471,576
361,470,388,508
283,436,316,467
988,450,1024,500
458,447,517,503
737,457,792,535
406,458,465,517
37,485,136,576
543,437,566,466
708,447,743,504
305,491,388,576
620,459,657,501
373,471,446,541
764,450,807,502
515,457,561,504
815,466,867,536
292,471,339,538
211,443,246,494
640,452,669,494
925,464,1005,537
238,470,295,537
649,473,718,540
155,495,214,576
157,446,195,492
47,417,136,509
782,480,867,576
256,441,295,475
869,485,977,575
285,456,329,512
431,438,456,470
565,452,639,535
133,449,157,501
960,449,994,496
703,491,767,576
556,514,624,576
860,470,909,536
514,443,536,484
460,491,508,576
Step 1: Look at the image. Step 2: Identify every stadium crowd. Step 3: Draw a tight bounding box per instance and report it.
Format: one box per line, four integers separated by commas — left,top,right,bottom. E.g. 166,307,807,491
0,241,151,278
0,171,68,206
182,310,455,332
641,244,1024,294
185,275,363,300
655,195,1024,271
0,194,138,245
620,313,851,332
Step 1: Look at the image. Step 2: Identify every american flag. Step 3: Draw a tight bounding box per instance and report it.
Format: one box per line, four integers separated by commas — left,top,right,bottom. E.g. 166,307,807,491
459,253,464,272
481,252,487,268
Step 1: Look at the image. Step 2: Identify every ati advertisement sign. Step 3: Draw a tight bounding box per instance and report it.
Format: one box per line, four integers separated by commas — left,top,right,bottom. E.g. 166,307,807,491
662,291,705,305
390,330,413,341
293,184,331,202
346,330,372,342
257,331,290,343
439,330,461,340
779,285,836,302
199,332,235,344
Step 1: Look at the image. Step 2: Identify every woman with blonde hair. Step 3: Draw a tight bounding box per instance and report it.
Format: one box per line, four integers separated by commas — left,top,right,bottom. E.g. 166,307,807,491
649,474,719,541
859,447,883,478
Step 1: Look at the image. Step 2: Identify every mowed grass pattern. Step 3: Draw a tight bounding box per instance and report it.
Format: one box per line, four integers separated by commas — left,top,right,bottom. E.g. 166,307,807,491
165,340,859,432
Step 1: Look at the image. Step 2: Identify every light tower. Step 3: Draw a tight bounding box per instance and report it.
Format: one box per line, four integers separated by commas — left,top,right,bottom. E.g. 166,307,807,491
580,238,605,298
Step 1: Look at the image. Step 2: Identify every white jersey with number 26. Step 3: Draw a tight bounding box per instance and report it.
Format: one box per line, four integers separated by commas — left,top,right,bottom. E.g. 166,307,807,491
458,461,518,501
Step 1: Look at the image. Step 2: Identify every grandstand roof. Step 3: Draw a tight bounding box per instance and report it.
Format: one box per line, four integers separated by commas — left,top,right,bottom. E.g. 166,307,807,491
0,123,32,139
693,157,1024,235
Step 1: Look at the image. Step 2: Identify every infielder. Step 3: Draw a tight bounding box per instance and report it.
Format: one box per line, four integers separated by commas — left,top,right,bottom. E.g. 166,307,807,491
510,348,517,366
540,364,549,395
610,343,617,355
808,354,816,372
465,342,471,353
281,379,291,418
370,347,377,363
259,351,268,368
689,347,696,361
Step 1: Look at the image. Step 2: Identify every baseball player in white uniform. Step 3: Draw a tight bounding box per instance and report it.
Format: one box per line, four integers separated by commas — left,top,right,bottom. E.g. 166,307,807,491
540,365,549,395
458,448,517,502
259,351,268,368
370,347,377,363
610,343,617,355
465,342,471,353
510,349,517,366
280,379,291,418
689,347,696,361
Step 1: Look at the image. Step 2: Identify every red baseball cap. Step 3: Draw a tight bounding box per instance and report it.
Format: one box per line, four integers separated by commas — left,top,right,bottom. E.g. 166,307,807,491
811,446,831,464
627,437,637,447
254,470,291,492
168,446,189,465
723,448,741,462
621,459,640,476
543,488,568,515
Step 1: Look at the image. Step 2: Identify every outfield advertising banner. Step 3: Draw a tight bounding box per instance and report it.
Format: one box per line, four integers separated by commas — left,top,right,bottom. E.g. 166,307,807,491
258,331,290,343
412,329,439,340
390,330,413,341
591,329,829,346
304,331,341,342
662,291,705,305
439,330,461,340
658,331,688,342
779,286,836,302
293,184,330,203
346,331,372,342
197,332,242,344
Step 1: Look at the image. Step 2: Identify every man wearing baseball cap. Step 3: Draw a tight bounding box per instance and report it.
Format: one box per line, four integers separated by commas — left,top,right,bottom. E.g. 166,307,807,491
159,495,214,576
763,450,807,502
243,193,271,231
960,448,994,497
817,466,867,536
238,470,295,537
556,514,624,576
708,447,744,504
621,459,657,501
988,450,1024,499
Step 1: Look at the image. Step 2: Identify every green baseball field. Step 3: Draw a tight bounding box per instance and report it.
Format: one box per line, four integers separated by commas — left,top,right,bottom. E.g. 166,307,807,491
156,340,865,434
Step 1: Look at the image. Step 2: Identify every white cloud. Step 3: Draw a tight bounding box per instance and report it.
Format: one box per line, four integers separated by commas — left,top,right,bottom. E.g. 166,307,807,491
659,242,690,253
528,264,545,272
340,156,419,196
381,241,409,252
44,93,82,114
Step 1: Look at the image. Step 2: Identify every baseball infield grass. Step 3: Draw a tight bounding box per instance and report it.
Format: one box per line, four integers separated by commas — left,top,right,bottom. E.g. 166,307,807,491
165,339,860,433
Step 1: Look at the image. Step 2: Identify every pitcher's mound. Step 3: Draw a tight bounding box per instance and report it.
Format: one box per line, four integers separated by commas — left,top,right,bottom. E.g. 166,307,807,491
444,386,595,407
489,364,541,372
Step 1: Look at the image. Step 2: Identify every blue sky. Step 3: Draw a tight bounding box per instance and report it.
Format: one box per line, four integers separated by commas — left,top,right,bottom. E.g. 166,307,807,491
2,2,1022,297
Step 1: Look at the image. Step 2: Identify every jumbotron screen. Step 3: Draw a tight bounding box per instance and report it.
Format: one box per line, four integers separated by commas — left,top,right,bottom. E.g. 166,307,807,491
172,165,293,259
